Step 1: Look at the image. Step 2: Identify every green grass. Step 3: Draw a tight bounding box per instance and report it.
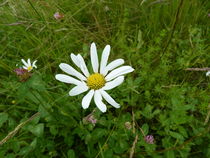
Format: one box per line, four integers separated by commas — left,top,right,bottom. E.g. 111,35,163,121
0,0,210,157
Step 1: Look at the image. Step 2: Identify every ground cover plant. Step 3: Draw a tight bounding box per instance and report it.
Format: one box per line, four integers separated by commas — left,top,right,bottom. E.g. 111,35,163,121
0,0,209,157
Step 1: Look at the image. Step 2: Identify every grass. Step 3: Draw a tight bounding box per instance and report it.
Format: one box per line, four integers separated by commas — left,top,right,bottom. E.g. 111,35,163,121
0,0,210,157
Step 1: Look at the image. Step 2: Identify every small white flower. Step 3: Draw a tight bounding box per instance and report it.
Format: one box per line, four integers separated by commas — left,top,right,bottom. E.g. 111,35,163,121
21,58,37,72
206,71,210,76
55,43,134,113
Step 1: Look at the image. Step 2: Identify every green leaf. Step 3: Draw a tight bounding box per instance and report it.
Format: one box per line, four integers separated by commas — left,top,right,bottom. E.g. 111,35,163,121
178,126,188,137
67,149,75,158
166,150,175,158
19,146,31,155
142,124,149,135
10,140,20,152
169,131,184,140
103,149,113,158
141,104,159,119
49,125,58,135
0,113,8,127
38,104,49,118
30,138,37,149
137,29,144,49
29,123,44,137
152,109,161,116
5,153,15,158
92,128,107,139
113,139,129,154
27,74,46,91
64,135,74,147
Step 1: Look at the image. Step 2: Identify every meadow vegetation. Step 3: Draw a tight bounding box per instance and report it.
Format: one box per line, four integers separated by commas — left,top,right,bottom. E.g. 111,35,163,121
0,0,209,157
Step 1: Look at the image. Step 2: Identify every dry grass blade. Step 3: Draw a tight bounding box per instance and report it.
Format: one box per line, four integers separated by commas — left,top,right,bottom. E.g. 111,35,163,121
0,112,40,146
129,109,139,158
204,104,210,125
129,134,139,158
185,68,210,71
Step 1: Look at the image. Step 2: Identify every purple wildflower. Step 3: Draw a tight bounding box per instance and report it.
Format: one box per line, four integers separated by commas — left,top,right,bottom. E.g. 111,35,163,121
83,114,97,125
87,115,97,125
144,135,154,144
14,68,31,82
54,12,64,20
14,68,28,76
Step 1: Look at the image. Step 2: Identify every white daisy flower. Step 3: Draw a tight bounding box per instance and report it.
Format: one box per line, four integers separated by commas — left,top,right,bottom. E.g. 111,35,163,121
206,71,210,76
55,43,134,113
21,58,37,72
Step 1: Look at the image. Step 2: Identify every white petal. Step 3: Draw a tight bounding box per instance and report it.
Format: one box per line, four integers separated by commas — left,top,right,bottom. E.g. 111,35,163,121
100,45,110,74
59,63,86,81
23,66,28,70
105,66,134,81
77,54,90,77
21,59,29,67
82,90,94,109
102,59,124,76
94,90,107,113
27,59,31,66
90,43,99,73
70,53,90,77
100,90,120,108
69,83,89,96
55,74,82,85
103,76,124,90
32,60,37,68
70,53,80,68
206,71,210,76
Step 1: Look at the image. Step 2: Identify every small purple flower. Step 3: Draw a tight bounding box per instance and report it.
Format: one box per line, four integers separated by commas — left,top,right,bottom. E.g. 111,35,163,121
87,115,97,125
54,12,64,20
14,68,28,76
14,68,31,82
83,114,97,125
144,135,154,144
208,13,210,17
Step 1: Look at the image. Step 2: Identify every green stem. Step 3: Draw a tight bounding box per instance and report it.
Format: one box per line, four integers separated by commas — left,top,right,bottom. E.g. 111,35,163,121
27,0,46,23
161,0,184,55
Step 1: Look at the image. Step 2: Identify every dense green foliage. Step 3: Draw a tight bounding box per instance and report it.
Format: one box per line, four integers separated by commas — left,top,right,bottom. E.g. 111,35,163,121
0,0,209,157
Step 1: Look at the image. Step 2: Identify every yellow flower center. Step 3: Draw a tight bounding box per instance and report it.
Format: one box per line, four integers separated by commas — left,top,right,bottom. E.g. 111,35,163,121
87,73,106,90
27,66,32,71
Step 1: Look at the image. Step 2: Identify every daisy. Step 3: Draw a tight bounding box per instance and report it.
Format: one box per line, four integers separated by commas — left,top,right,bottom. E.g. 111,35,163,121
21,58,37,72
55,43,134,113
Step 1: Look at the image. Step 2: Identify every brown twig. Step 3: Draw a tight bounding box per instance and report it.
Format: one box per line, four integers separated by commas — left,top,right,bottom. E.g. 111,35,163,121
0,112,40,146
139,126,145,137
5,21,27,26
129,134,139,158
204,104,210,125
132,109,136,134
185,68,210,71
129,109,140,158
148,0,168,6
161,84,181,88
